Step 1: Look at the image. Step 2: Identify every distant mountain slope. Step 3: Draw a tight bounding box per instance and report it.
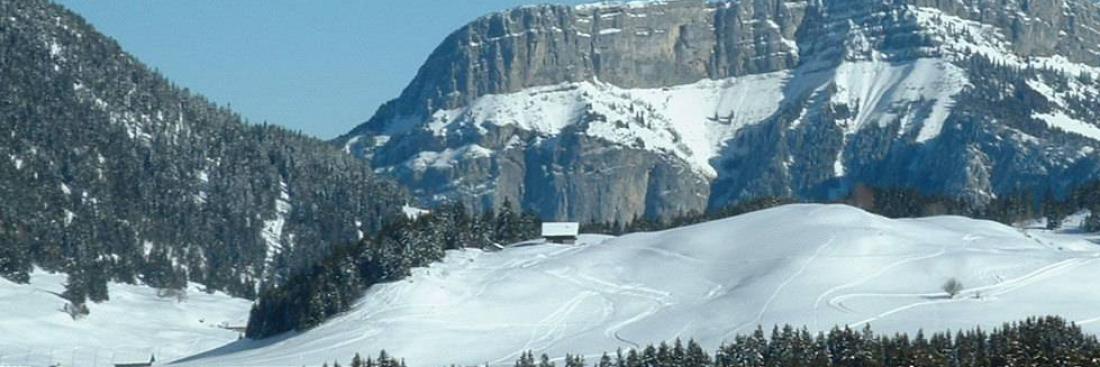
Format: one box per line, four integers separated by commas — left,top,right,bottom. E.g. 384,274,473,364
0,0,407,299
338,0,1100,223
178,204,1100,367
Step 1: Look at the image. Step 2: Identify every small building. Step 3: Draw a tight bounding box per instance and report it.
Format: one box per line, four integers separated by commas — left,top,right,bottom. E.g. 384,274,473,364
542,222,580,244
115,354,155,367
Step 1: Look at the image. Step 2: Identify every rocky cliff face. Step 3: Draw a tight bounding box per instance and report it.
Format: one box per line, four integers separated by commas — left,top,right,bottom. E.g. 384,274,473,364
339,0,1100,223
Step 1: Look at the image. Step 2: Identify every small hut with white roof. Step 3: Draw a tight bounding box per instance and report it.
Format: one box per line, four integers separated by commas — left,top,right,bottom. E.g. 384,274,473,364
541,222,579,244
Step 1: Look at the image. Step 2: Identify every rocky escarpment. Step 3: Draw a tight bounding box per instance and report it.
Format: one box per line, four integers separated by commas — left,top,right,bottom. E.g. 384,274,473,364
339,0,1100,223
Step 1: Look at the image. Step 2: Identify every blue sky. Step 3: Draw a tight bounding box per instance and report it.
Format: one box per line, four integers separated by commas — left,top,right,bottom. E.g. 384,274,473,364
56,0,589,139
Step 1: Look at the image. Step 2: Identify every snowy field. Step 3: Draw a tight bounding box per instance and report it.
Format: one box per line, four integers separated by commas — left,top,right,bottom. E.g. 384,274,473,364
0,271,250,367
177,204,1100,367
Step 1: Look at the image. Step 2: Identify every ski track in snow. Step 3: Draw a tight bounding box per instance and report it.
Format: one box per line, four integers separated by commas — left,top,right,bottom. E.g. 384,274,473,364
543,266,674,351
818,244,949,314
728,236,838,338
846,256,1100,328
100,204,1100,367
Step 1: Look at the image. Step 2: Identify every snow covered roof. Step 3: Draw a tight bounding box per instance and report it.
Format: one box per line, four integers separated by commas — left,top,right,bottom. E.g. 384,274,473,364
541,222,579,237
402,205,430,220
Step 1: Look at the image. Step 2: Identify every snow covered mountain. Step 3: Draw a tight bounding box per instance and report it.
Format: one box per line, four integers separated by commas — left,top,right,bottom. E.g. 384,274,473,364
178,204,1100,366
337,0,1100,223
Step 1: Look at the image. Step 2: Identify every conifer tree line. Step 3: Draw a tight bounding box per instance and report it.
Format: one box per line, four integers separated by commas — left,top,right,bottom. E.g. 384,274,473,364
582,198,796,235
506,316,1099,367
0,0,406,308
245,201,540,338
582,181,1100,236
322,350,406,367
844,182,1100,232
310,316,1099,367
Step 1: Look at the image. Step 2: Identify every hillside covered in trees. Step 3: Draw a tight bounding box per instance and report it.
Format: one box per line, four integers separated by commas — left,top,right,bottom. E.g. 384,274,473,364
246,202,540,338
0,0,407,308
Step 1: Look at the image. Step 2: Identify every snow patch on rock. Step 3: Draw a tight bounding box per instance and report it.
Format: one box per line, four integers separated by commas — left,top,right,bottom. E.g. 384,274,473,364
261,181,292,270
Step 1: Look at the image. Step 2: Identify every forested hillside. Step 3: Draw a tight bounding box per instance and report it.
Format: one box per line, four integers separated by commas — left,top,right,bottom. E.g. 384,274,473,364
246,202,540,338
0,0,407,307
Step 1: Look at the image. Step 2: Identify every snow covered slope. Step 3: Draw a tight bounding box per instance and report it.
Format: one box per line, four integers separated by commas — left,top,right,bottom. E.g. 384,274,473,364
0,271,250,367
180,204,1100,367
388,58,967,179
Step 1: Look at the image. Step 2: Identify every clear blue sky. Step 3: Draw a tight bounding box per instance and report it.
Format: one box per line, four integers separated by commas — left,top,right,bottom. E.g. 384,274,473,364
55,1,589,139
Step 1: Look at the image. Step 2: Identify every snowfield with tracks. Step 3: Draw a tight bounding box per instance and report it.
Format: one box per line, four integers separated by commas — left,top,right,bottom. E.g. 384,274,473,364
0,271,250,367
178,204,1100,367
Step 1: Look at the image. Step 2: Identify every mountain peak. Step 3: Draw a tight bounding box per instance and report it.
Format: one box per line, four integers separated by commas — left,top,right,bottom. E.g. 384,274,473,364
339,0,1100,223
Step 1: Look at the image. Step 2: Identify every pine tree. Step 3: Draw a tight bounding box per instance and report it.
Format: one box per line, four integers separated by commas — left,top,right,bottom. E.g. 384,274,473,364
352,353,364,367
811,332,833,366
564,354,584,367
538,353,555,367
626,349,641,367
685,339,711,367
598,352,613,367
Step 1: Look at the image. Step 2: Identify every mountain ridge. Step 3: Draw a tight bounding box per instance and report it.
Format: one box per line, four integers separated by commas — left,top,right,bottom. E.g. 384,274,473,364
338,0,1100,223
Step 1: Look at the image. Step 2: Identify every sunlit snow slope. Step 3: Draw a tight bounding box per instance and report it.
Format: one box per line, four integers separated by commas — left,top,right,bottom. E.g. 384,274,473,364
0,271,250,367
181,204,1100,367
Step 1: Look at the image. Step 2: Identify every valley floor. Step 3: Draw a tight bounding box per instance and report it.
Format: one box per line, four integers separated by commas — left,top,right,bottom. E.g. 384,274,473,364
0,270,250,367
174,204,1100,367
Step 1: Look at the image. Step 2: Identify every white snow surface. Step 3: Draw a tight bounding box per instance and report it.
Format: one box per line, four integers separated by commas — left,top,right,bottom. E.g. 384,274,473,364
829,59,967,143
0,270,250,367
912,7,1100,142
1025,77,1100,141
404,144,493,172
402,205,431,220
1034,111,1100,141
407,73,792,177
575,0,669,11
384,56,971,178
261,181,293,271
180,204,1100,367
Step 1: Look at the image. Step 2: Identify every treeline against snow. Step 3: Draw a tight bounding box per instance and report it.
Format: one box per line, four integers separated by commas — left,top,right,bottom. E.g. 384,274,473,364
315,316,1099,367
508,316,1099,367
582,198,798,235
846,183,1100,232
583,182,1100,235
322,350,405,367
245,201,539,338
